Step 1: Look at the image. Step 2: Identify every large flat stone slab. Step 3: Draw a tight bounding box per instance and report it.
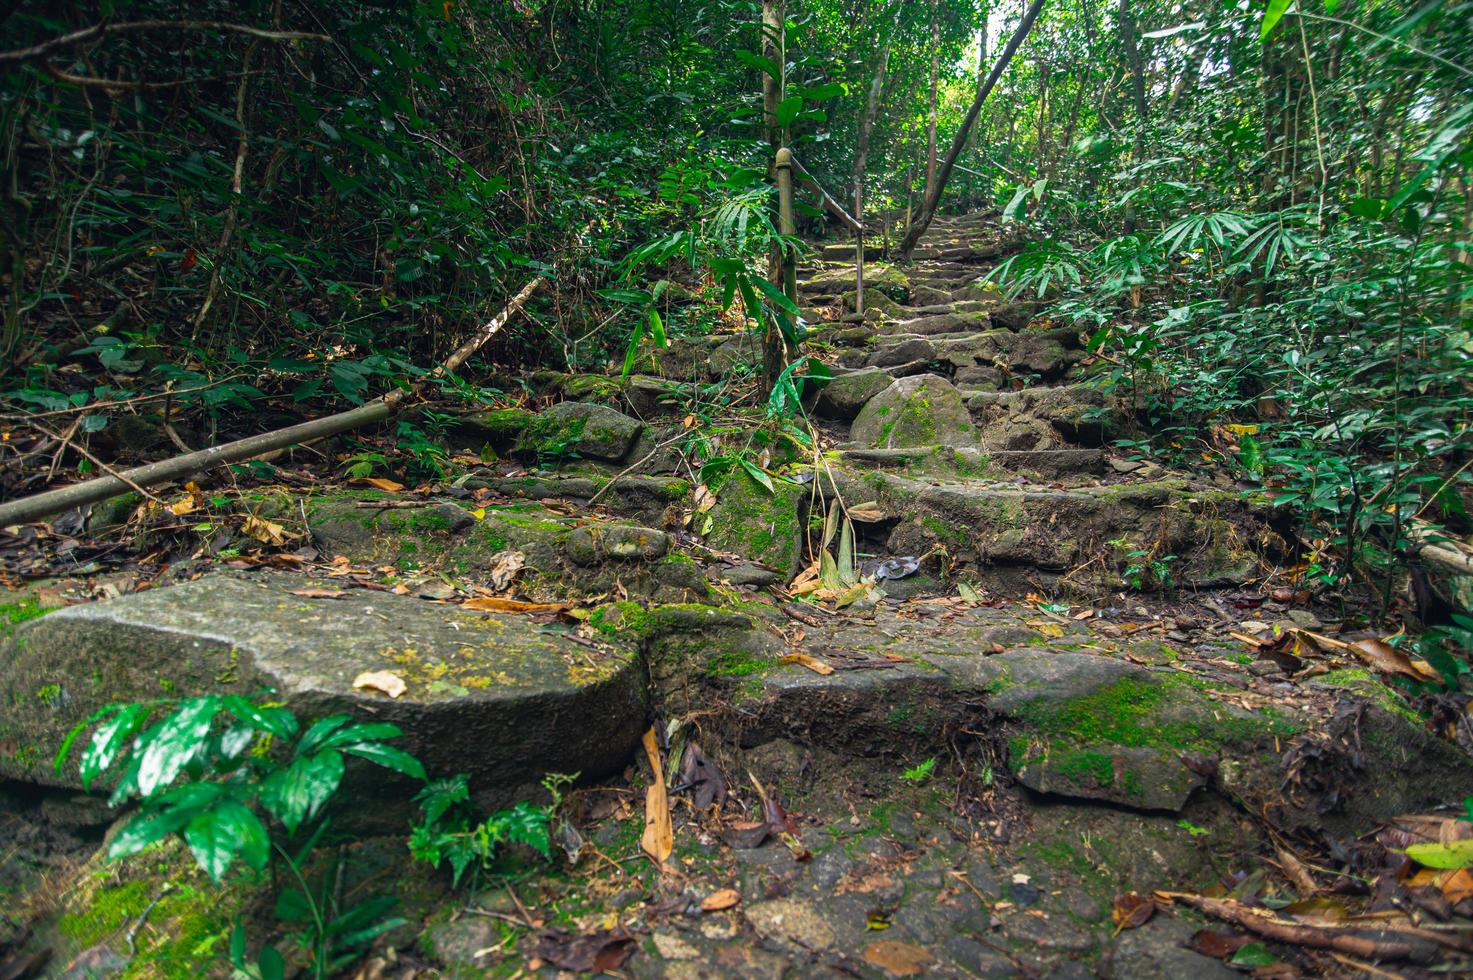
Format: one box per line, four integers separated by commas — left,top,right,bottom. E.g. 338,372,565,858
0,575,645,809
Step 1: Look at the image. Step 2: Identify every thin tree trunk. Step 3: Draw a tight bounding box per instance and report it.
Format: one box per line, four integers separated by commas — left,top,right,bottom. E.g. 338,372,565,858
1117,0,1147,233
924,0,940,205
852,22,896,317
761,0,788,389
899,0,1047,256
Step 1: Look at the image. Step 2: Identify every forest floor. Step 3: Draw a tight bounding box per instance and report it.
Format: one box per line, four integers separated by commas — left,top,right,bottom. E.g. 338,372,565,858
2,213,1472,979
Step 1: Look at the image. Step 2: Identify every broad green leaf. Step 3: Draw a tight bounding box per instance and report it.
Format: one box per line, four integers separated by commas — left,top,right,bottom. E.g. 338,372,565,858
775,95,804,128
621,318,646,378
1260,0,1293,40
342,742,427,781
257,946,286,980
296,715,352,754
317,722,404,750
107,806,196,862
738,458,776,494
135,697,220,797
259,750,345,833
1404,839,1473,869
1002,184,1030,222
648,309,667,348
274,887,314,924
76,703,151,789
751,275,799,315
222,697,298,739
55,702,127,776
185,800,270,882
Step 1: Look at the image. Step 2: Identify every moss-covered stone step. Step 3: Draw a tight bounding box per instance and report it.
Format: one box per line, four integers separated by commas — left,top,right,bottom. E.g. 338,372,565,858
818,469,1282,593
288,494,705,602
837,446,1103,483
0,574,646,813
968,384,1127,450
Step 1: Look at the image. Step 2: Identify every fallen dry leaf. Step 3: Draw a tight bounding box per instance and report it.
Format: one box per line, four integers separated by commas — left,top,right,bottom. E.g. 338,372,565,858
241,514,293,546
1187,929,1253,959
289,588,346,599
1112,891,1155,933
352,670,407,699
357,477,405,492
1349,637,1439,682
532,926,635,974
487,549,525,591
462,596,570,614
694,484,717,513
700,888,740,912
640,728,673,870
847,501,885,523
862,940,936,977
1443,868,1473,904
778,652,835,675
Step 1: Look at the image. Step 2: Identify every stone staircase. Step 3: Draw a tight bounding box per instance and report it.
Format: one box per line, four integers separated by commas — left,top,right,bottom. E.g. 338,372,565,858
3,212,1469,978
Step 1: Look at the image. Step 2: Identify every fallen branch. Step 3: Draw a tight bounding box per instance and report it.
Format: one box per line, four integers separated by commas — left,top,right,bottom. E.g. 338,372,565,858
0,218,595,529
1157,891,1473,963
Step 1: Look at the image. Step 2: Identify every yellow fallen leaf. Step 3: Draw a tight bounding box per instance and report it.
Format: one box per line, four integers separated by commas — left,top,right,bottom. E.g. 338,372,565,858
168,495,198,516
778,652,834,676
241,514,291,546
353,670,406,698
1225,424,1260,436
462,596,570,614
700,888,741,912
358,477,405,492
640,728,673,870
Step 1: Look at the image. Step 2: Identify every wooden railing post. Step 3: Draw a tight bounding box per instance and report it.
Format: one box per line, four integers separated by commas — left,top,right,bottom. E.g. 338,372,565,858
854,180,866,316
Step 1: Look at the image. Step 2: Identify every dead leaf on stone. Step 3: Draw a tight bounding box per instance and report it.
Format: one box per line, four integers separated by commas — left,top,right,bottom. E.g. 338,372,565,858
353,670,407,698
847,501,885,523
862,940,936,977
531,925,635,974
679,742,727,810
1349,637,1439,682
778,652,835,675
1111,891,1155,933
462,596,570,614
1442,868,1473,904
700,888,741,912
694,484,717,513
240,514,294,546
1187,929,1253,958
357,477,405,492
718,820,768,849
640,728,674,870
289,588,346,599
487,549,525,591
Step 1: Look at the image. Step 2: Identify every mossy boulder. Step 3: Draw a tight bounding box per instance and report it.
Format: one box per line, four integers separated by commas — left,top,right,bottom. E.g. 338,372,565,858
813,368,894,421
969,652,1291,812
850,374,980,449
705,470,807,579
0,574,646,817
521,401,644,461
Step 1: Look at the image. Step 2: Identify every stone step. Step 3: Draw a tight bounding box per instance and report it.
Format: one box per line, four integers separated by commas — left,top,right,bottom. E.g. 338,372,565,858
255,490,706,603
838,446,1105,482
0,574,646,818
817,468,1280,593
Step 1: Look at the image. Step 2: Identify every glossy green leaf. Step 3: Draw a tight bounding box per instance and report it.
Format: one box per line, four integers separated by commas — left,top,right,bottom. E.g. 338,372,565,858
775,95,803,128
1260,0,1293,39
135,697,220,798
259,750,345,833
1404,839,1473,869
342,742,427,781
107,806,196,862
76,703,152,789
737,458,775,494
185,800,270,882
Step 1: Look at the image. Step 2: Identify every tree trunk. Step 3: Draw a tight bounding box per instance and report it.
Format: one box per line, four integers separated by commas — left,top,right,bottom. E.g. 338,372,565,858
899,0,1047,256
924,0,940,205
1117,0,1147,233
761,0,788,390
